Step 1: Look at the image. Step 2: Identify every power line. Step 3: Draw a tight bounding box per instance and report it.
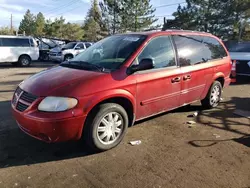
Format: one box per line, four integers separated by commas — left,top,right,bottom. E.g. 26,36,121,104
43,0,80,16
154,2,186,8
48,4,84,19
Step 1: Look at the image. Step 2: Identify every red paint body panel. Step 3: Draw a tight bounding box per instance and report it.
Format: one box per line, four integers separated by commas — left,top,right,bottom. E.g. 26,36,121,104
11,30,232,143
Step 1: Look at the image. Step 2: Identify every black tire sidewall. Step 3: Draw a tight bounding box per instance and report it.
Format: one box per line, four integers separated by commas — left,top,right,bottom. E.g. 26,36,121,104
88,103,128,151
64,55,73,61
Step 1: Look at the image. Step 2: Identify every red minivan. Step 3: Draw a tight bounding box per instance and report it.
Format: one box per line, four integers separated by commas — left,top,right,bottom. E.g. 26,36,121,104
12,30,231,151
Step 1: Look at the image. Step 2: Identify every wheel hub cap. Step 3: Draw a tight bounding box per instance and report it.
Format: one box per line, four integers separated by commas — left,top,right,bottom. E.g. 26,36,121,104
97,112,123,145
210,85,220,104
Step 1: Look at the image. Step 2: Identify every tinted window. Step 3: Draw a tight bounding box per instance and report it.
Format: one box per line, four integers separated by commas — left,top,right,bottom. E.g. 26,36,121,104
63,42,77,49
85,43,91,48
225,42,250,52
173,35,227,67
203,37,227,59
173,35,207,66
76,43,85,49
0,38,30,47
137,36,176,69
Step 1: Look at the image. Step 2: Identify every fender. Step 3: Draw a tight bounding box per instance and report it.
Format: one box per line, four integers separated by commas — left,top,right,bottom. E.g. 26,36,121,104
200,72,225,99
83,89,136,115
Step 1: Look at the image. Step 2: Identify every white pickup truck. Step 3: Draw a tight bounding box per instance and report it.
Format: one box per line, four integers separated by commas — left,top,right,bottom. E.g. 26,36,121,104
49,42,92,62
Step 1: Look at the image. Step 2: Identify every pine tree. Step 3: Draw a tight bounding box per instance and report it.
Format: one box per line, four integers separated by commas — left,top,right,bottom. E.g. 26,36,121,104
167,0,250,40
19,9,36,36
34,12,45,37
83,0,103,41
100,0,122,34
125,0,157,32
63,23,84,41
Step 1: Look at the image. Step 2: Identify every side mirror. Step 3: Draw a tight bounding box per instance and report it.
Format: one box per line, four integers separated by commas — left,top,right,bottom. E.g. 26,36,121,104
127,58,154,74
75,46,81,50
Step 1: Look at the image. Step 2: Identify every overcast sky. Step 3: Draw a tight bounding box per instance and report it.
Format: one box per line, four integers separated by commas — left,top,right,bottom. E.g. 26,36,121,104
0,0,185,28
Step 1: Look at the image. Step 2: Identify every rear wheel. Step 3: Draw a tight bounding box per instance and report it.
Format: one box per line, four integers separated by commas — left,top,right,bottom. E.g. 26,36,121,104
18,55,31,67
84,103,128,151
201,81,222,109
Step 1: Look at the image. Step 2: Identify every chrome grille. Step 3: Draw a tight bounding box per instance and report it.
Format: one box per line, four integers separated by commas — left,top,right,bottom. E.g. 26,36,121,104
16,102,29,112
12,87,38,112
20,91,37,103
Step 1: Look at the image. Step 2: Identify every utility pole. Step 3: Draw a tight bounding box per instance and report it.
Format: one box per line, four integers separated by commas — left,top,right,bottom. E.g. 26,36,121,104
10,14,13,34
113,0,116,34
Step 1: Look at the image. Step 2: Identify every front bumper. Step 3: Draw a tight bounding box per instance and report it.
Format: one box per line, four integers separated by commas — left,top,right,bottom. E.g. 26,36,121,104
12,104,86,143
49,55,63,62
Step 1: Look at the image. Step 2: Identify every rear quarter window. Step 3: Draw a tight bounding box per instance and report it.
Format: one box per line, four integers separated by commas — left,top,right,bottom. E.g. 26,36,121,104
1,38,30,47
173,35,227,67
203,37,227,59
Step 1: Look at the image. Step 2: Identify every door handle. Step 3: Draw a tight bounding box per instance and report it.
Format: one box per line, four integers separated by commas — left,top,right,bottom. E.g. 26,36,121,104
183,75,191,80
171,77,181,83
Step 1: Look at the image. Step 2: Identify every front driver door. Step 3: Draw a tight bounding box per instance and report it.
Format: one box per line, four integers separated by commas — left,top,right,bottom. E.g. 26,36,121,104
132,35,182,120
75,43,85,55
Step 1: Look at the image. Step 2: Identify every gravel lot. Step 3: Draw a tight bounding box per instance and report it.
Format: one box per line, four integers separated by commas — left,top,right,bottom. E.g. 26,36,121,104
0,62,249,188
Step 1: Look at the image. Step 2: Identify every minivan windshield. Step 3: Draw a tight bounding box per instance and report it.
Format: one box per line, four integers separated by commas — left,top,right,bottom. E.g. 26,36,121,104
61,34,147,71
63,42,77,50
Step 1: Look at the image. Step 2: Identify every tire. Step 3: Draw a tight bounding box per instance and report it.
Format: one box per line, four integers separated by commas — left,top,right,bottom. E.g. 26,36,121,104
201,81,222,109
84,103,128,151
64,54,73,61
18,55,31,67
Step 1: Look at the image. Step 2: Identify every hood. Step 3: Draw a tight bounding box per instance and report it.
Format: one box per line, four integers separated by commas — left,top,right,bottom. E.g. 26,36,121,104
50,47,61,53
62,49,74,54
229,52,250,61
19,66,104,97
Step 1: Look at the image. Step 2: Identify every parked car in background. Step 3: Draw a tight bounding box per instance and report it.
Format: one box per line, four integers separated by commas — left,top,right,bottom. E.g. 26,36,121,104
49,42,93,62
12,30,231,151
224,41,250,76
0,35,39,66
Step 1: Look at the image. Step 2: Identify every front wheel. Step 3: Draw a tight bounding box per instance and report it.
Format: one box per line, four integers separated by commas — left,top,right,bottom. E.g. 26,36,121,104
201,81,222,109
84,103,128,151
64,55,73,61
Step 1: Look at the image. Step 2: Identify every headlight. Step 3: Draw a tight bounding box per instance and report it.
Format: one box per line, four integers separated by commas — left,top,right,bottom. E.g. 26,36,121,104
38,97,78,112
57,52,62,56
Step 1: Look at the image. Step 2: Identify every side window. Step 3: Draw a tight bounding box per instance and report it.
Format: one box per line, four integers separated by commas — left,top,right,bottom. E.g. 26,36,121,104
173,35,206,66
76,43,85,49
1,38,30,47
15,39,30,47
85,43,91,48
137,36,176,69
203,37,227,58
1,38,15,46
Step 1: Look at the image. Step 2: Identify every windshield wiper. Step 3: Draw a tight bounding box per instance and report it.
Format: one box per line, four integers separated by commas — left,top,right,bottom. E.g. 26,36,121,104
61,61,107,72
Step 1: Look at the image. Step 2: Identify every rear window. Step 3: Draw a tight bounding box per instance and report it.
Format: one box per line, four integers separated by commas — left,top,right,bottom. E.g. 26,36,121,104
173,35,227,67
225,42,250,52
0,38,30,47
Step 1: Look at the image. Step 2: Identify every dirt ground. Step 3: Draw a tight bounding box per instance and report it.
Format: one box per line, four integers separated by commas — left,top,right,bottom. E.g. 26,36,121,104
0,62,249,188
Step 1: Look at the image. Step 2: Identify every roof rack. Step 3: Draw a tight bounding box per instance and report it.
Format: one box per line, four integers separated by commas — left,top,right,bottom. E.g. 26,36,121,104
162,29,208,34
